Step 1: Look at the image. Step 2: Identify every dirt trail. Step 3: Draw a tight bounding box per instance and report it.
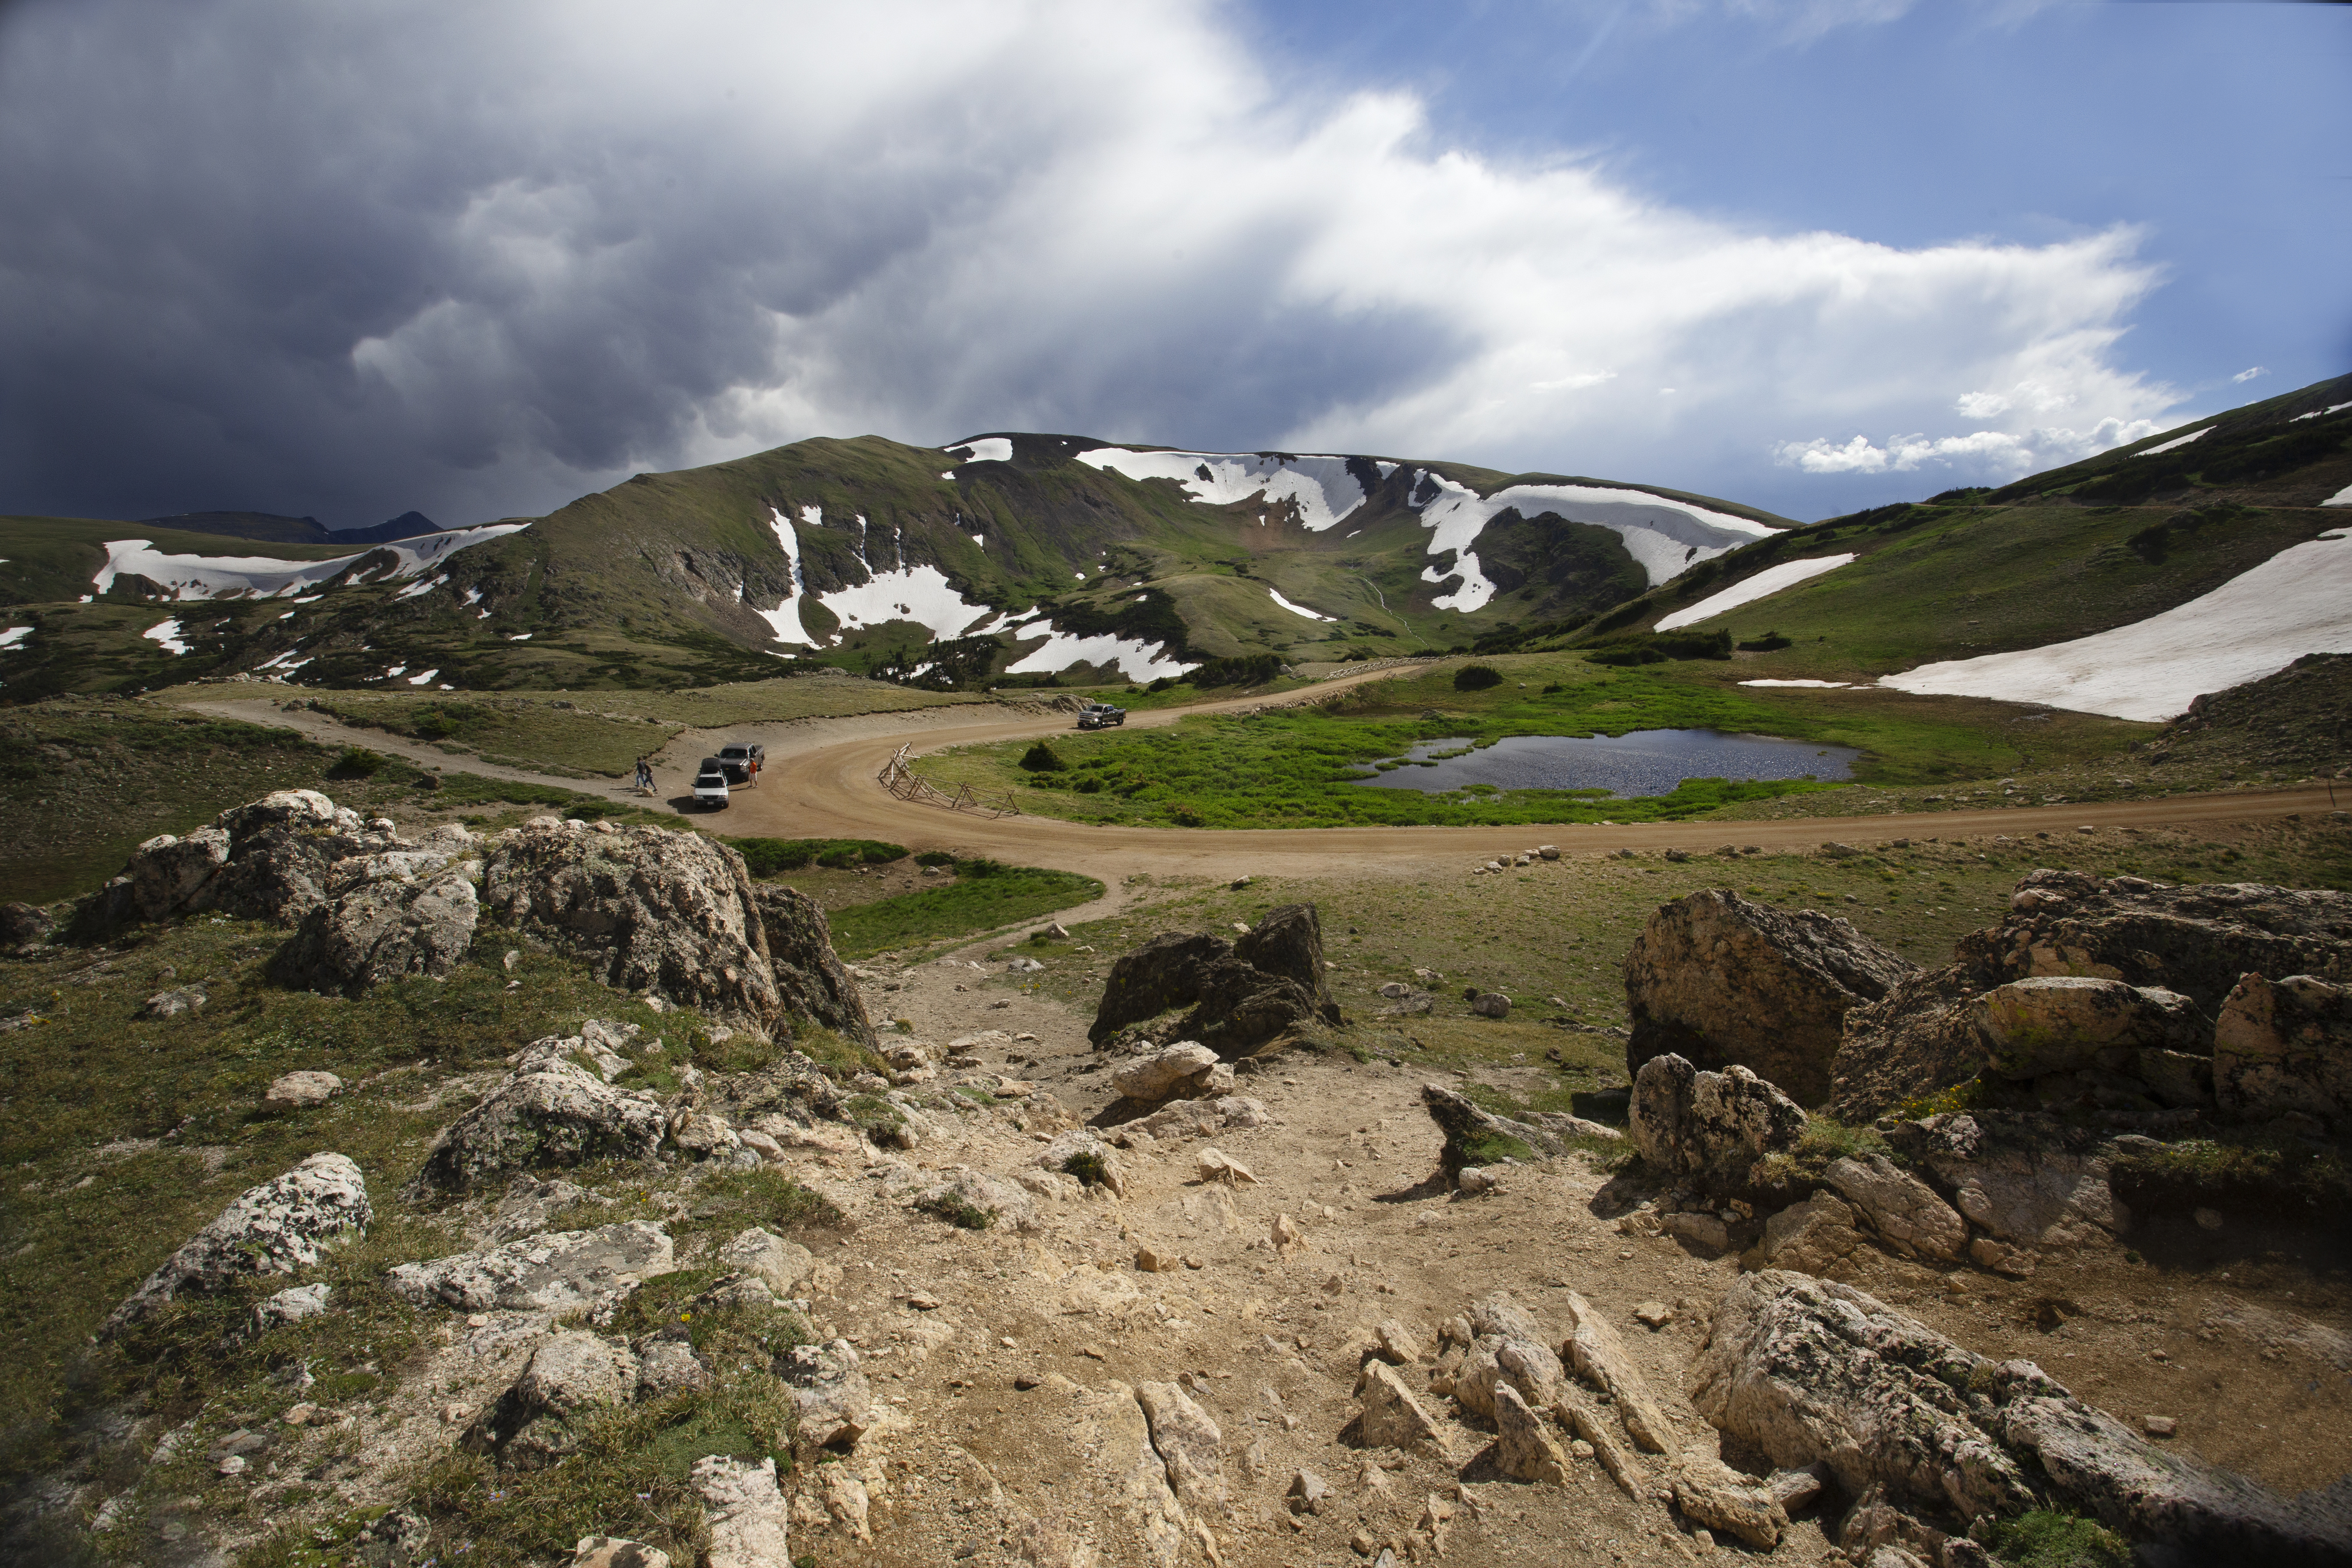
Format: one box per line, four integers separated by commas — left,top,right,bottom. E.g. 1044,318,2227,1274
181,684,2340,892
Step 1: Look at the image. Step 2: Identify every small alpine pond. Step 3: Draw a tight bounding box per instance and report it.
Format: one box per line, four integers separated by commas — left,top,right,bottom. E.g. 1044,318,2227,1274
1349,729,1859,797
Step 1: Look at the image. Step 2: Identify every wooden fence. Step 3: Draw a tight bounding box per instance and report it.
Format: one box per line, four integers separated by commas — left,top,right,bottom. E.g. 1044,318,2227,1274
875,743,1022,818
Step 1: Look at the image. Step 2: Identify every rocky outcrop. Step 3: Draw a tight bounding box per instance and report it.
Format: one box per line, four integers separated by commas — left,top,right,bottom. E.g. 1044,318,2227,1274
1420,1083,1618,1180
1628,1054,1807,1188
268,861,478,998
409,1037,668,1195
1136,1382,1226,1510
82,789,397,936
483,818,782,1033
388,1221,676,1313
1559,1291,1675,1455
104,1152,371,1335
0,901,54,951
1750,1191,1868,1276
464,1329,638,1469
1824,1154,1968,1263
1972,976,2205,1078
751,884,875,1047
1624,889,1914,1106
781,1339,874,1454
694,1455,791,1568
1830,967,1994,1122
1090,905,1343,1053
1890,1113,2130,1255
1693,1271,2352,1564
715,1227,816,1298
2214,973,2352,1131
1350,1360,1441,1449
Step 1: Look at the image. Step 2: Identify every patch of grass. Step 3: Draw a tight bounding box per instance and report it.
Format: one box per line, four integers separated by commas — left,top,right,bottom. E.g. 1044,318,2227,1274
300,692,676,778
839,1093,905,1142
918,1191,994,1230
673,1167,844,1238
1984,1509,2132,1568
726,835,906,876
788,1023,889,1080
1062,1148,1110,1186
825,864,1105,959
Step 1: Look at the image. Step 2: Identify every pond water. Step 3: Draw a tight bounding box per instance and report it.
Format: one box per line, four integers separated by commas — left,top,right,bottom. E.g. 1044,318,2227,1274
1349,730,1859,797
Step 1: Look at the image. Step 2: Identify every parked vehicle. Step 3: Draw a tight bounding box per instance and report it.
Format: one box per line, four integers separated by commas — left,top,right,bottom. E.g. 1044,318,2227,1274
1075,701,1127,730
716,741,766,786
691,756,731,809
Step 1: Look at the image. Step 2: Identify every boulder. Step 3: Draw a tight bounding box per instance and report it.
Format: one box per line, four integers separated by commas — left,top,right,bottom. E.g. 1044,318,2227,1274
693,1455,792,1568
1628,1054,1807,1188
1420,1083,1617,1179
1351,1359,1442,1449
409,1040,668,1195
0,901,55,951
1751,1192,1868,1276
911,1166,1038,1231
1893,1114,2129,1252
1624,889,1914,1106
1090,906,1343,1052
751,884,876,1047
483,819,783,1032
1469,992,1512,1019
2214,974,2352,1129
715,1227,816,1298
104,1152,371,1334
1108,1093,1270,1145
485,1174,594,1245
1692,1270,2352,1564
633,1339,710,1402
1672,1460,1787,1550
1559,1292,1675,1455
128,827,232,920
1973,977,2205,1080
1968,870,2352,1015
1042,1131,1130,1196
781,1338,873,1453
265,1070,344,1107
268,864,478,998
1112,1043,1231,1104
1136,1381,1226,1510
465,1329,637,1468
387,1221,676,1313
1825,1155,1967,1262
1831,967,1997,1122
1490,1381,1571,1484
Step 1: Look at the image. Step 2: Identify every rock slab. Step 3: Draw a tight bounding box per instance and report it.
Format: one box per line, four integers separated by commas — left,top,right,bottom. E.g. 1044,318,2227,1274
105,1152,371,1334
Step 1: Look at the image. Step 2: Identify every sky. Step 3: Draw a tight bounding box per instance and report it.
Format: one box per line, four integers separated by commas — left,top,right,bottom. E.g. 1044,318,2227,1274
0,0,2344,531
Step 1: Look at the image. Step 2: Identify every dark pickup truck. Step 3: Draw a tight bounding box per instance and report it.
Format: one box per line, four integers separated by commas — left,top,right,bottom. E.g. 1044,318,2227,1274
1075,702,1126,730
715,742,766,785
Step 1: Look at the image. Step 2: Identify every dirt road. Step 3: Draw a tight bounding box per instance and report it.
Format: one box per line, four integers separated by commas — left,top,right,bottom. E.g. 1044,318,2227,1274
184,683,2340,887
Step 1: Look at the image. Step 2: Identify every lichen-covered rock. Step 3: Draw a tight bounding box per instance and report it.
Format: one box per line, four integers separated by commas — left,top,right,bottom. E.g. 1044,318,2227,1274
483,818,782,1032
1830,966,1996,1121
1624,889,1914,1106
409,1041,667,1195
715,1227,816,1298
1751,1191,1868,1276
104,1152,371,1334
1825,1154,1968,1262
1893,1113,2129,1251
388,1221,675,1313
1693,1270,2352,1564
1629,1053,1807,1187
1973,976,2206,1080
0,900,55,951
1136,1381,1226,1510
2214,974,2352,1130
694,1454,791,1568
1232,903,1338,1016
751,884,875,1047
781,1338,874,1453
1672,1460,1787,1550
268,864,478,998
128,827,232,920
465,1329,637,1469
1420,1083,1616,1180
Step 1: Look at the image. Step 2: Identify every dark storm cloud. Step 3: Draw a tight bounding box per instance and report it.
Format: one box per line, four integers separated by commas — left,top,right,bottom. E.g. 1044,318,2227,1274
0,0,2172,529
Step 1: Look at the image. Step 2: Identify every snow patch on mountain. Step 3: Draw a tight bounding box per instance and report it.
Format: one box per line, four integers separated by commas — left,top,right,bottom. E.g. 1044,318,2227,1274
1880,528,2352,721
144,619,190,655
2138,426,2212,456
1415,476,1777,611
945,437,1014,464
818,564,996,643
1075,447,1369,533
0,626,31,651
1656,554,1855,631
1005,622,1196,682
1266,586,1336,622
92,523,527,602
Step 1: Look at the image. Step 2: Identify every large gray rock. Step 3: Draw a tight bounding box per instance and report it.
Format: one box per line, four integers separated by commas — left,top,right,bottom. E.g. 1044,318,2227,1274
1692,1271,2352,1565
1136,1381,1226,1510
1893,1113,2128,1253
1629,1053,1807,1188
781,1338,874,1453
750,884,876,1047
2214,973,2352,1130
1825,1154,1967,1263
1089,905,1342,1053
104,1152,371,1335
268,863,478,998
100,790,396,933
1112,1042,1231,1104
715,1227,817,1298
694,1455,791,1568
1831,966,1996,1122
483,818,782,1032
1973,976,2205,1080
464,1329,637,1469
409,1040,668,1195
1624,889,1914,1106
1752,1191,1868,1276
387,1221,676,1313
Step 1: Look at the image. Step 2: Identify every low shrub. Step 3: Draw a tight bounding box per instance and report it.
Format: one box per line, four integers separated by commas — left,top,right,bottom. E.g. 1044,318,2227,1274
1736,631,1793,652
726,836,907,875
1452,664,1503,691
1019,741,1066,772
328,745,386,777
1985,1509,2132,1568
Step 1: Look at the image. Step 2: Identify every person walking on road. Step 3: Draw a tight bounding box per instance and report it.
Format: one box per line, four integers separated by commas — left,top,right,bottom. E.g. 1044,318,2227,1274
635,755,655,795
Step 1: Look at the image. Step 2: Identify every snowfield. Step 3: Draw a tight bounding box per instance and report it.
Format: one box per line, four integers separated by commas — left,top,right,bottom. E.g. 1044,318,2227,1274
91,523,527,602
1265,586,1336,622
1655,553,1855,631
1740,678,1850,688
1879,528,2352,721
945,437,1014,464
1075,448,1369,533
1004,622,1196,682
0,626,31,651
2137,426,2213,456
2323,484,2352,508
143,619,190,655
817,564,998,643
